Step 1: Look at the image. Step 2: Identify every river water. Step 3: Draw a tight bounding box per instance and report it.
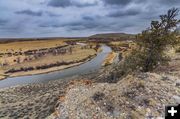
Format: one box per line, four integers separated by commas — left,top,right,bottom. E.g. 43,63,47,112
0,45,112,88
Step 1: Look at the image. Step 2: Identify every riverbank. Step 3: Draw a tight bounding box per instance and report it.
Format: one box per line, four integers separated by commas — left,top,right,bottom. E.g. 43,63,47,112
0,45,109,89
0,75,5,80
0,65,103,119
6,54,97,79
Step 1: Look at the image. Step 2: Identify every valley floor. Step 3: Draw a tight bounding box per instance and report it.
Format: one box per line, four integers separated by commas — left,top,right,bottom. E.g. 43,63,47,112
0,53,179,119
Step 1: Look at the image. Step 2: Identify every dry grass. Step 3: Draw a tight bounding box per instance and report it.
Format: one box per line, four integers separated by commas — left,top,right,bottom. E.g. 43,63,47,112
0,75,5,80
110,41,129,46
0,39,67,53
2,45,96,71
110,41,138,59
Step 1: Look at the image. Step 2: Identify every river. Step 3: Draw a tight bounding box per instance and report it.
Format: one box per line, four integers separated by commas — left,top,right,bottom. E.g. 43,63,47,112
0,45,112,88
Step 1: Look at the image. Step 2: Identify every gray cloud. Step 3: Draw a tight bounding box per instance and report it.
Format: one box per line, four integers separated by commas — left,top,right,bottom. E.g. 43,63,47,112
102,0,132,6
0,0,179,38
0,19,8,26
103,0,180,6
108,9,141,17
47,0,97,8
75,3,97,8
82,16,95,21
38,21,61,28
15,10,43,16
45,11,61,17
68,21,99,30
47,0,71,7
158,0,180,5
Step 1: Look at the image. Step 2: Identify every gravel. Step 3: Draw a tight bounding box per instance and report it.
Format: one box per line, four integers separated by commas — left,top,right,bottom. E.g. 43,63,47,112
0,76,77,119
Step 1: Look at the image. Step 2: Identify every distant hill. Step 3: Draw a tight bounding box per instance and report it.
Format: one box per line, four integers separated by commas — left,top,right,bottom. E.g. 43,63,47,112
0,37,85,43
0,33,136,43
89,33,136,39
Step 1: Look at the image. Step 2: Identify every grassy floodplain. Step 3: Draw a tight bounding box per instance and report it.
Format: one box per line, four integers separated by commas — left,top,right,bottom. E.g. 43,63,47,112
0,38,97,79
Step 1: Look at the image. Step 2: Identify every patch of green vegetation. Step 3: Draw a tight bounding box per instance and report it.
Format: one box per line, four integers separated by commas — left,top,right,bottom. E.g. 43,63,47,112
130,106,147,119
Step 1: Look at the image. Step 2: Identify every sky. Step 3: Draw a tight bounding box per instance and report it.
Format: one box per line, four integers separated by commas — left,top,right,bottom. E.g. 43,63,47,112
0,0,179,38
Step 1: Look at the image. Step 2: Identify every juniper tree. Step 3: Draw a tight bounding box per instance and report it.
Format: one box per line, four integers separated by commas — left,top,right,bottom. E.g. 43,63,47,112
137,8,180,72
113,8,180,78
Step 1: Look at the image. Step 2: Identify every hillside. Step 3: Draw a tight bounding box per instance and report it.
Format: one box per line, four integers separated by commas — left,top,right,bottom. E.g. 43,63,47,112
49,53,180,119
89,33,136,39
50,73,179,119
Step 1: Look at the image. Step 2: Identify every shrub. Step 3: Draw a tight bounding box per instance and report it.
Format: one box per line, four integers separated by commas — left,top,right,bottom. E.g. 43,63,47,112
92,92,105,101
136,8,180,72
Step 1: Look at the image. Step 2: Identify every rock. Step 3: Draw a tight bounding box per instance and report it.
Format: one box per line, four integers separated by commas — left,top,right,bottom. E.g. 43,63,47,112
113,108,120,117
161,76,170,81
23,116,30,119
172,95,180,104
137,73,149,80
175,80,180,87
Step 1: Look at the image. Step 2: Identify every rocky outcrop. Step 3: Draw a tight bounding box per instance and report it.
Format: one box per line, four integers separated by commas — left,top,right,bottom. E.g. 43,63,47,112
50,73,180,119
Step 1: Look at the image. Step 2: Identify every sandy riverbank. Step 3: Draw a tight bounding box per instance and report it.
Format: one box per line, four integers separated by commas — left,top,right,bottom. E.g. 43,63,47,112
0,75,5,80
102,52,117,66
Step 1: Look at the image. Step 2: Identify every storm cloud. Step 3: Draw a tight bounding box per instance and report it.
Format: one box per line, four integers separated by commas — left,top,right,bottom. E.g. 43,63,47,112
0,0,179,38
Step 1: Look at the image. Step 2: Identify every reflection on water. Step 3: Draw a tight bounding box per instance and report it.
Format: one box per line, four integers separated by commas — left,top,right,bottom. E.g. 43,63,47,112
0,45,112,88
